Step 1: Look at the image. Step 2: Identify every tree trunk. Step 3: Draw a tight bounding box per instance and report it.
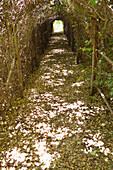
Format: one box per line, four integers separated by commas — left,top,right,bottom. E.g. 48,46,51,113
14,25,23,96
76,23,80,64
90,17,98,95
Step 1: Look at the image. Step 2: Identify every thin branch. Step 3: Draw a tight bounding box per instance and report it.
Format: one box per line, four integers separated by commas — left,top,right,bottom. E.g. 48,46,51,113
93,7,105,21
98,50,113,66
97,87,113,114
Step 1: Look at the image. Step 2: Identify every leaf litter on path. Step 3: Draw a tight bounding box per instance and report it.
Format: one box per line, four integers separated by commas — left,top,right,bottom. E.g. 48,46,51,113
0,33,113,169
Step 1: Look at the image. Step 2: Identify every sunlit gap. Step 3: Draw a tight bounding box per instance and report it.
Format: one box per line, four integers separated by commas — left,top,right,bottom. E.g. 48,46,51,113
53,20,64,33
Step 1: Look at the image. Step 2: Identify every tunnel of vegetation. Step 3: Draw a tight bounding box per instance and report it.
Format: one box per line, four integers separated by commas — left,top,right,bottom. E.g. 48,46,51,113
0,0,113,169
0,0,113,112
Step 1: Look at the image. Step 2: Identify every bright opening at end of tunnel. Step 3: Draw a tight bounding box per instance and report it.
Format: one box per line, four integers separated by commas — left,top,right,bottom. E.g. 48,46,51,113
53,20,64,33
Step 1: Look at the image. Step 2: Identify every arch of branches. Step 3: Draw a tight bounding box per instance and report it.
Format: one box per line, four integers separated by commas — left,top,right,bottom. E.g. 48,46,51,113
0,0,113,113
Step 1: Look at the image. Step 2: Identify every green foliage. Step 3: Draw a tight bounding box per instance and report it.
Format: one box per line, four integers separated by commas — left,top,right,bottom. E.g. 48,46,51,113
94,64,113,98
88,0,99,7
80,39,92,59
85,39,92,46
91,0,96,7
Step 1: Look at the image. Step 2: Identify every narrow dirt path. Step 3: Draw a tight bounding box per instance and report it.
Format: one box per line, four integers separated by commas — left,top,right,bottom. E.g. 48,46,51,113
1,33,113,169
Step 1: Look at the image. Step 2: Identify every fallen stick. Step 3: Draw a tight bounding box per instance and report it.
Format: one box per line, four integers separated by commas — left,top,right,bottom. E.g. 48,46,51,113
97,87,113,114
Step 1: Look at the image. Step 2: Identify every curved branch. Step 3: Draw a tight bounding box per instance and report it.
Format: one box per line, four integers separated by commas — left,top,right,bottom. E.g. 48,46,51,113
93,7,105,21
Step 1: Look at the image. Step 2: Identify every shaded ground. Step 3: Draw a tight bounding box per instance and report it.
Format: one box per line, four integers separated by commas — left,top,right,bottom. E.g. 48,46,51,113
0,33,113,169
